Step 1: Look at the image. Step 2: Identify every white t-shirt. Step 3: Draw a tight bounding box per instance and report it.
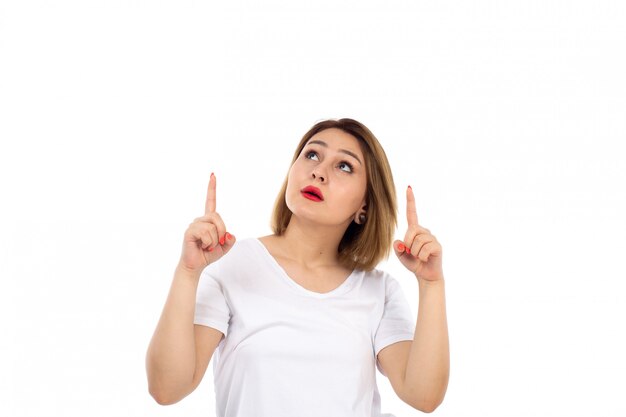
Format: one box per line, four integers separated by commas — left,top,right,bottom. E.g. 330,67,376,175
193,237,415,417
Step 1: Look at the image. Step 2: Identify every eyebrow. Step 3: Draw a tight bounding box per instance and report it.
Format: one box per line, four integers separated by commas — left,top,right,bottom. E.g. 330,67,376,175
305,140,362,166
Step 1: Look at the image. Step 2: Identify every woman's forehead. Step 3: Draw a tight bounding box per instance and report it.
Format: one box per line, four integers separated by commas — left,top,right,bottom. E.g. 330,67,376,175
306,129,364,158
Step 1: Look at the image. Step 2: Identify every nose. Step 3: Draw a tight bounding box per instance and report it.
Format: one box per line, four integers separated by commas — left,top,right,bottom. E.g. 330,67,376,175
311,157,332,182
312,172,324,182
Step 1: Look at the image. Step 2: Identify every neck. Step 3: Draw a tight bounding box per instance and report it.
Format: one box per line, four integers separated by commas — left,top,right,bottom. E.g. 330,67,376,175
277,215,351,269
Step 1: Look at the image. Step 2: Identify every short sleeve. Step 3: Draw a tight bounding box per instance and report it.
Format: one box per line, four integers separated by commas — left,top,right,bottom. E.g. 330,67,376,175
193,264,231,338
374,275,415,376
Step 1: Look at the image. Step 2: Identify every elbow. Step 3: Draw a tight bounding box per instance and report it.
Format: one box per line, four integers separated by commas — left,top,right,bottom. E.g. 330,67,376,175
405,376,448,413
146,367,191,405
149,387,181,406
414,401,440,413
148,379,188,406
406,391,446,413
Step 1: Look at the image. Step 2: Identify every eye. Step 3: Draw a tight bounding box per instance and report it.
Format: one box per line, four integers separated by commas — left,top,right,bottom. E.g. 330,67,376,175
338,161,353,173
305,150,353,174
305,151,319,161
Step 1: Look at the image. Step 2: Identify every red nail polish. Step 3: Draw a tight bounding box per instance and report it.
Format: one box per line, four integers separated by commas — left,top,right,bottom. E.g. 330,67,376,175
219,235,225,245
208,246,214,252
398,243,405,251
211,172,215,178
225,232,231,240
408,185,412,190
406,247,411,254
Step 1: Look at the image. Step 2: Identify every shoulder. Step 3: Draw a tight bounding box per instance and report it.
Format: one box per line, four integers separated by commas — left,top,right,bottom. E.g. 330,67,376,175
361,266,393,282
201,237,261,276
357,267,394,294
220,237,263,261
360,267,404,294
231,236,259,248
225,236,264,251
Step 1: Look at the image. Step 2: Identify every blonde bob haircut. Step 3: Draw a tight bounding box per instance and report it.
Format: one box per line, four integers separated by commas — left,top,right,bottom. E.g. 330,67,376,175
270,118,397,272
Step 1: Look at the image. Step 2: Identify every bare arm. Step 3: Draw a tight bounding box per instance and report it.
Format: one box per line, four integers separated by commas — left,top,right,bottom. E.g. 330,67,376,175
146,172,234,405
145,265,203,404
396,185,449,411
404,278,449,412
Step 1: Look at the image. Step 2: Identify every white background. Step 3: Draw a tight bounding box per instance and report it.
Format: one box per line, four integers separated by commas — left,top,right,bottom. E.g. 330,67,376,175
1,1,625,416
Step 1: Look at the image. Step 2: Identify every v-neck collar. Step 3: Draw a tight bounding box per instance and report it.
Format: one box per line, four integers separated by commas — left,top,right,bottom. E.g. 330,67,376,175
252,237,358,298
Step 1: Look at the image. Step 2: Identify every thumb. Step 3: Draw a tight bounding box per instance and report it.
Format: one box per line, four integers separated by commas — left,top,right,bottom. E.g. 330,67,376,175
221,233,237,255
393,239,406,257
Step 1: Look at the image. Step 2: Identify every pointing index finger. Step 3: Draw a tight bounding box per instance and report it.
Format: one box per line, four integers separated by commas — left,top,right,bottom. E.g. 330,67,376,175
205,172,216,214
406,185,418,227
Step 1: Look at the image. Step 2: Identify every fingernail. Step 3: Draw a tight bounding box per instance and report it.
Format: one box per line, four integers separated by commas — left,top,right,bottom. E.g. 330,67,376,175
398,243,405,252
406,247,411,254
208,246,214,252
219,235,225,245
211,172,215,178
225,232,231,240
408,185,412,190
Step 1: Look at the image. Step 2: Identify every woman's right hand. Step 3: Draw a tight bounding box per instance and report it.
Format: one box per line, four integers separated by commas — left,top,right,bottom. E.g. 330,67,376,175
178,172,236,273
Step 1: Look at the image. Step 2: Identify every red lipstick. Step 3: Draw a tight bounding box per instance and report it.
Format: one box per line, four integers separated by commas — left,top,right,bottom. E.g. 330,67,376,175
301,185,324,201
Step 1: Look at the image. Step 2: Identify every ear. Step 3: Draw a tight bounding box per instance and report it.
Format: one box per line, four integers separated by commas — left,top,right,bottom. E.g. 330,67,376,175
354,203,368,224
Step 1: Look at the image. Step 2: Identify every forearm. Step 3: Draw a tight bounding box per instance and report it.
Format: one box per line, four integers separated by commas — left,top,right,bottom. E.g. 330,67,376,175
145,265,201,403
404,278,449,411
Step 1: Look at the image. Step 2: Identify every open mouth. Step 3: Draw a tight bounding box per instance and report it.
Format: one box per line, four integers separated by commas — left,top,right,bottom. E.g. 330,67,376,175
301,186,324,201
301,191,323,201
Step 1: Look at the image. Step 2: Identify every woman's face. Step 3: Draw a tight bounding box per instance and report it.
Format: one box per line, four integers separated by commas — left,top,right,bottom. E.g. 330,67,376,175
286,128,368,227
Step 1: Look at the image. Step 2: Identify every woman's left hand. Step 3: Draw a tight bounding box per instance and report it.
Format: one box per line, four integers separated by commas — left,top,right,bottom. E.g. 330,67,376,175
393,185,444,282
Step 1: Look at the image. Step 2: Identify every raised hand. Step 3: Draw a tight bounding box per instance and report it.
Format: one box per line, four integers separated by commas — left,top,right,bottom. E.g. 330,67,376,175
393,185,443,282
178,172,236,273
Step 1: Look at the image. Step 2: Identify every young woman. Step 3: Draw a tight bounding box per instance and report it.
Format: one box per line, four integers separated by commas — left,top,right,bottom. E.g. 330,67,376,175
146,118,449,416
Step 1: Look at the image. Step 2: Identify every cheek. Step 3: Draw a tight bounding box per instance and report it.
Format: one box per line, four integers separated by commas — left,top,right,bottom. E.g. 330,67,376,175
335,183,364,205
285,165,302,195
289,159,304,175
287,165,301,185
